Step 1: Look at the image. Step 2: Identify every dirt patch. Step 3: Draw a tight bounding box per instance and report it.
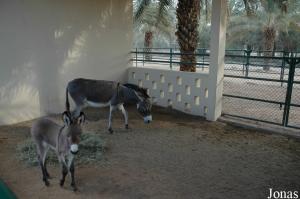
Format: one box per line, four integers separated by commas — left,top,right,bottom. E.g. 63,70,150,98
0,106,300,199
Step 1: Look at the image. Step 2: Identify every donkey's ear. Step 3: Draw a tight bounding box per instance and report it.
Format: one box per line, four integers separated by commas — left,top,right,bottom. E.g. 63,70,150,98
77,112,85,124
62,111,71,126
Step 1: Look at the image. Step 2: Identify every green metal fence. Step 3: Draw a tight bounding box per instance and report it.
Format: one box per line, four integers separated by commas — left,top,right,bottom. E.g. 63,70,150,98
223,53,300,129
131,48,300,129
132,48,209,70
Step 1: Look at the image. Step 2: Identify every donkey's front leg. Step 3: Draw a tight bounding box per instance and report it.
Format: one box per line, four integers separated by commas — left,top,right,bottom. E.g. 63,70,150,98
58,155,68,187
69,161,77,191
119,104,129,129
38,155,50,186
108,105,117,133
37,145,50,186
68,154,77,191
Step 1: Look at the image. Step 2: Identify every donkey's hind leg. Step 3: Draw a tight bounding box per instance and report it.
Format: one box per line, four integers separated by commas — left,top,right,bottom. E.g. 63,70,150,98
37,143,50,186
43,146,51,178
108,105,117,133
119,104,129,129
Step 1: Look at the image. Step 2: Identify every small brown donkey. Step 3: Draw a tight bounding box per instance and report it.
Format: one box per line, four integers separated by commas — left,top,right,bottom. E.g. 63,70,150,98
31,111,85,191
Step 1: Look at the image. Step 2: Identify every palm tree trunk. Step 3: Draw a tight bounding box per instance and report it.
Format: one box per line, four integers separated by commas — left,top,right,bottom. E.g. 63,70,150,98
243,0,255,16
144,31,153,61
263,26,276,71
176,0,200,72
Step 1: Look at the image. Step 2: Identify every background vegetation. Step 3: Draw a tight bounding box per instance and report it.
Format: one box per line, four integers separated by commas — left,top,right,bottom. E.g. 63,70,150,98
133,0,300,52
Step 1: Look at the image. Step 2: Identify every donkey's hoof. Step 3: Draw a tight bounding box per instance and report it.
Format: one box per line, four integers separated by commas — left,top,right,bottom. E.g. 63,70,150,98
125,124,129,129
60,180,65,187
46,173,51,179
108,128,113,134
44,180,50,187
71,184,78,192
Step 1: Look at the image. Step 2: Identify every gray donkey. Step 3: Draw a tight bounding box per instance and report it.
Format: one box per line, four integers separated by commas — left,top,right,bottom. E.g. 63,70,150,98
31,111,85,191
66,78,152,133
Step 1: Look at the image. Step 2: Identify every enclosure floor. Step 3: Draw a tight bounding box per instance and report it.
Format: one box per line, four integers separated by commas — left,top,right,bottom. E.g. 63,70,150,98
0,106,299,199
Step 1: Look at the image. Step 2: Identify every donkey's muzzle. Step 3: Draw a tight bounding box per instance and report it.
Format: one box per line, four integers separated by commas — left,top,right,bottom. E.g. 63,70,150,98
144,115,152,123
70,144,79,155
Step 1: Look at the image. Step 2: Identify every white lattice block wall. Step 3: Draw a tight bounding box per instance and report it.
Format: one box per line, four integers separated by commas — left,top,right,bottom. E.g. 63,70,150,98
128,67,210,118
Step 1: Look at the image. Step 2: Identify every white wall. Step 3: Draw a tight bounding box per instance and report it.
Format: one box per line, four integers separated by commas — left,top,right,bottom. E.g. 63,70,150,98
128,67,210,118
0,0,132,125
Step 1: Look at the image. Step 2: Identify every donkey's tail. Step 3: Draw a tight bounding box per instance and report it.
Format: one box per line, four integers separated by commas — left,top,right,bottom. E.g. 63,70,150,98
65,87,70,112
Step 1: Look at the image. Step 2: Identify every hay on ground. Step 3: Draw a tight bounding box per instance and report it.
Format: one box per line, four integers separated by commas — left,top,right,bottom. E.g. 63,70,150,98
16,133,106,166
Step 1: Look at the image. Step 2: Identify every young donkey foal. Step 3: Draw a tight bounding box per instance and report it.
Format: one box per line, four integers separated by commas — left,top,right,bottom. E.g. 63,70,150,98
66,78,152,133
31,111,85,191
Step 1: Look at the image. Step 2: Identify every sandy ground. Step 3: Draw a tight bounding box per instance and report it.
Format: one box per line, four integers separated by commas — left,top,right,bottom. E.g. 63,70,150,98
0,106,300,199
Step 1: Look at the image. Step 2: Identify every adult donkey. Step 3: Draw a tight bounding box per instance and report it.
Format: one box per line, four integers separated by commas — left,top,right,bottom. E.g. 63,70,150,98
31,111,85,191
66,78,152,133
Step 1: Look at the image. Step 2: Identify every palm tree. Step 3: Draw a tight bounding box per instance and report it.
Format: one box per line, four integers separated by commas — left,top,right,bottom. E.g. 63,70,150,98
134,0,174,60
134,0,202,72
176,0,201,72
227,0,300,70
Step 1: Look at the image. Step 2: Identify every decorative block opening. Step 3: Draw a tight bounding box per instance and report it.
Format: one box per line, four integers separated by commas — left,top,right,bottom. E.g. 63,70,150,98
185,85,191,95
176,93,181,102
205,88,208,98
160,74,165,83
176,76,182,85
185,103,191,112
146,88,150,95
168,83,173,93
168,99,173,106
132,72,136,79
195,78,201,88
204,106,208,115
160,90,165,98
145,73,150,80
152,97,157,104
194,96,200,106
152,81,157,90
138,80,143,87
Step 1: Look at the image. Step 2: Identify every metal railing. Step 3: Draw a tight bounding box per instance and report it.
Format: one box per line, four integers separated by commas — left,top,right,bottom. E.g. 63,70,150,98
132,48,209,71
131,48,300,129
131,48,300,81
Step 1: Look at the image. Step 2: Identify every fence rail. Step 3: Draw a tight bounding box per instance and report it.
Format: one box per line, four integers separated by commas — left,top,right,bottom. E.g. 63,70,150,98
131,48,300,81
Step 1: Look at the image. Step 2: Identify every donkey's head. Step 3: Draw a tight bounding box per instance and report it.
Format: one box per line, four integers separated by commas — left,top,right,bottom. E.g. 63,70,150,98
123,83,152,123
135,88,152,123
62,111,85,155
137,96,152,123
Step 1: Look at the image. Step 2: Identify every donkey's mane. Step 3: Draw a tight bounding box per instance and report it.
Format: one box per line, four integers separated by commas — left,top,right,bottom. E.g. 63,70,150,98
123,83,149,98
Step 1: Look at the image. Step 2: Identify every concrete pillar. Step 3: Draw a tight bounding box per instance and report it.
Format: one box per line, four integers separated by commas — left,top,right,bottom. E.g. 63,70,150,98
207,0,227,121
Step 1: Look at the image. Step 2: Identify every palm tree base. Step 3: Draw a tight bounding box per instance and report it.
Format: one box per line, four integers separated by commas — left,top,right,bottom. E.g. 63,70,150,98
180,65,196,72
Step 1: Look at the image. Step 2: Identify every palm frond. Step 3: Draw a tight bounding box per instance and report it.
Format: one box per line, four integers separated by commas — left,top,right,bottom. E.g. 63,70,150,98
155,0,172,27
134,0,151,24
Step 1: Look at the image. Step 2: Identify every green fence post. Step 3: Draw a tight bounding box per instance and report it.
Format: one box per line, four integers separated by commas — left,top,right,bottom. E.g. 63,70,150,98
142,48,145,66
242,51,245,75
245,49,252,77
280,51,288,87
135,48,138,67
170,48,173,70
282,54,300,126
202,49,205,66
